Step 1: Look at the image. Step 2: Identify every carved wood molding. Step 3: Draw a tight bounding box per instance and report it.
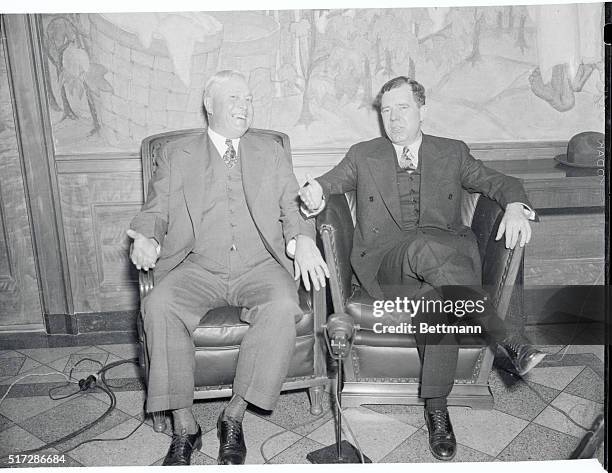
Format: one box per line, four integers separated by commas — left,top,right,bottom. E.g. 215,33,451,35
3,14,74,317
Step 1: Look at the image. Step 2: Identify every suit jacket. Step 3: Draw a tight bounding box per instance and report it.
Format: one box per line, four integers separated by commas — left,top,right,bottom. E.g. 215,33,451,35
316,133,531,299
130,129,314,282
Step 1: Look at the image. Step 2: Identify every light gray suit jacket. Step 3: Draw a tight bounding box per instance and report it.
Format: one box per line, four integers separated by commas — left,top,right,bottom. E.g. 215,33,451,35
130,129,314,282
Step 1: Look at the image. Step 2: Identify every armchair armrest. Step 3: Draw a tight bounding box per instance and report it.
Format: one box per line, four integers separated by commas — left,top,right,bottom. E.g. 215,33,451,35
471,196,524,319
316,194,355,314
138,270,154,302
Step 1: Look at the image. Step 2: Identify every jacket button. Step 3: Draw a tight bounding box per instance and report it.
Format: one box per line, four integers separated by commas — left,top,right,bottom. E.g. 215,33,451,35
369,196,374,202
360,251,367,257
448,193,453,199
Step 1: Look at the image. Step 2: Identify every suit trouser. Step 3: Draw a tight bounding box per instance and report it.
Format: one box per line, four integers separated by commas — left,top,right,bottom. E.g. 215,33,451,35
377,228,507,399
142,256,301,413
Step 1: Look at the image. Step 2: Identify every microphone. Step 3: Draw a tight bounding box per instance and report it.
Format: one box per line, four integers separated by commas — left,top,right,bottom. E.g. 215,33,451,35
324,313,355,359
309,312,370,463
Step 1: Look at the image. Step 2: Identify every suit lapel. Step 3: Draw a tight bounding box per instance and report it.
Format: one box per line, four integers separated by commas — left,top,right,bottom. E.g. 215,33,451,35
239,131,264,213
418,133,443,219
182,133,212,241
367,139,402,228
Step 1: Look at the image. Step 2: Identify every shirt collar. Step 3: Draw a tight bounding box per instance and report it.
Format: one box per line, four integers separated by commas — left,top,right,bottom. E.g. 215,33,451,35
207,127,240,156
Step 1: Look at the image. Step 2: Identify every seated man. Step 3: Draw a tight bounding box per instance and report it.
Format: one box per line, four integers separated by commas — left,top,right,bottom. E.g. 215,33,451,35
128,70,328,466
299,76,545,461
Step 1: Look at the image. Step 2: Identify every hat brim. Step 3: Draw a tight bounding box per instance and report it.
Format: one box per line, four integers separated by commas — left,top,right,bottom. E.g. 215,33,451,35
554,154,602,169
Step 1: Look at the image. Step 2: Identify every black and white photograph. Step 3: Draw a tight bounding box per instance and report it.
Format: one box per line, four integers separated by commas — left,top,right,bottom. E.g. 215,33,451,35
0,0,607,470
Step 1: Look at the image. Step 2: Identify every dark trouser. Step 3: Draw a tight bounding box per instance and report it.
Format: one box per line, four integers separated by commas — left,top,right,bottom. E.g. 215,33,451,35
377,228,507,399
142,257,301,413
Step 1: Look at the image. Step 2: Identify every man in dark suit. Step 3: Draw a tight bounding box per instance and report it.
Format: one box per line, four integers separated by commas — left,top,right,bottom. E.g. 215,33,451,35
299,76,544,461
128,70,328,466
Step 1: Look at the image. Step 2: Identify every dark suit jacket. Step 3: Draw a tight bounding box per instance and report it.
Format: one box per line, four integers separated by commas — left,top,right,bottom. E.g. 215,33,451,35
316,133,531,298
130,129,314,282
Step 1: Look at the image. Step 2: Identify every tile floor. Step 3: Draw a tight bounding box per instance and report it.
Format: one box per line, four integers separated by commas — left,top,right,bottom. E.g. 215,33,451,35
0,343,605,467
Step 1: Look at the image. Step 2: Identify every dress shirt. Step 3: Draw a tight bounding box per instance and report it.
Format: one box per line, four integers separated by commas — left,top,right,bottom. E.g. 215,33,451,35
208,127,240,158
392,133,422,169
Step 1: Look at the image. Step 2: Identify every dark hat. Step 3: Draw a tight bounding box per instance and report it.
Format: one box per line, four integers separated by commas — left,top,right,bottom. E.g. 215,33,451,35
554,131,605,168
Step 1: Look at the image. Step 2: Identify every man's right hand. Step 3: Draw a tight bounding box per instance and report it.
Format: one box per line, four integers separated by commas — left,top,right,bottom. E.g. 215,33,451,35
298,174,324,211
126,229,159,271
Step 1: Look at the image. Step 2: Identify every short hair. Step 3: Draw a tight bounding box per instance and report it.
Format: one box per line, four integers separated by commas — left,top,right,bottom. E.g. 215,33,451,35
203,70,247,101
374,76,426,109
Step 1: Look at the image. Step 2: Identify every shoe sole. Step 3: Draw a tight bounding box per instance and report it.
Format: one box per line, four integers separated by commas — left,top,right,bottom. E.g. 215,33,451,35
429,447,457,462
516,351,546,376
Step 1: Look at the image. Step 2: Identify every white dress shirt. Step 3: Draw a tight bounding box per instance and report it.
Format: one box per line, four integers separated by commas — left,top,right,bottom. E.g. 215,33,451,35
208,127,240,158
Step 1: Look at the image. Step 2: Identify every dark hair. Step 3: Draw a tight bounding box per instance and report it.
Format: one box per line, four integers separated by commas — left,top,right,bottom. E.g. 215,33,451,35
374,76,426,109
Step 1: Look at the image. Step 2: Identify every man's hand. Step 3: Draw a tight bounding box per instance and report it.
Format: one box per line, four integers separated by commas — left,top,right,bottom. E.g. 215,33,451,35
293,234,330,291
127,229,159,271
495,202,532,249
298,174,324,212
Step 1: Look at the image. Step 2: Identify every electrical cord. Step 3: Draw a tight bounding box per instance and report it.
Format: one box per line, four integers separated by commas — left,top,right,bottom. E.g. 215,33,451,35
258,408,329,463
334,389,366,463
498,365,593,432
48,357,105,400
62,358,147,453
0,372,71,408
0,358,141,460
259,389,367,463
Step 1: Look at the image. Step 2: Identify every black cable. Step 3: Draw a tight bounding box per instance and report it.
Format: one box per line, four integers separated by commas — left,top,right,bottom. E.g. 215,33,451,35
259,410,329,463
0,358,140,460
498,366,593,431
48,357,105,400
63,359,146,453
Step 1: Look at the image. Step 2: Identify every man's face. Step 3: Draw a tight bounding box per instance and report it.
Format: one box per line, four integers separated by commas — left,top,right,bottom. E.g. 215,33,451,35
205,76,254,138
380,84,425,146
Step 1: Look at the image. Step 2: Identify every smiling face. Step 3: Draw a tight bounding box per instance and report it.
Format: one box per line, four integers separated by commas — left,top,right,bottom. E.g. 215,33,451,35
380,84,426,146
205,75,253,138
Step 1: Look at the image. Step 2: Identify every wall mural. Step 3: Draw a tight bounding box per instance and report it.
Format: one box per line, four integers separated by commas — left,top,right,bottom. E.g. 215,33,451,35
41,4,604,155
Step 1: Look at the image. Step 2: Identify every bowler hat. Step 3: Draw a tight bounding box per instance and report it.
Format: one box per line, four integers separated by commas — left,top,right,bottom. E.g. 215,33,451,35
554,131,605,168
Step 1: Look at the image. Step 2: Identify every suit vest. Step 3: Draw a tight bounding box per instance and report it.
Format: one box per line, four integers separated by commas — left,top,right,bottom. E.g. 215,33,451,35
188,148,271,273
396,162,421,232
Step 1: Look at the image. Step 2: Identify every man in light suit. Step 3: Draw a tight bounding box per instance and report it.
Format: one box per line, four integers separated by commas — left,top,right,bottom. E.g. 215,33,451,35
300,76,544,461
128,70,328,466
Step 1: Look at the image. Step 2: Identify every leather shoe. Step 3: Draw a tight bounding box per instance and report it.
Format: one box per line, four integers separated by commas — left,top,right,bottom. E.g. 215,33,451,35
424,408,456,461
162,425,202,466
217,412,246,465
498,339,546,376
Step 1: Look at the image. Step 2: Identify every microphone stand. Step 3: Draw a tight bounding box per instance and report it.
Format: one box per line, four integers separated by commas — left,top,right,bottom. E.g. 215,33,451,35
307,313,372,464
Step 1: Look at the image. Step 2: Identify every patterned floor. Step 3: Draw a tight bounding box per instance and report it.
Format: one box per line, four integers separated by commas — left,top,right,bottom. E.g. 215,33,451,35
0,343,605,467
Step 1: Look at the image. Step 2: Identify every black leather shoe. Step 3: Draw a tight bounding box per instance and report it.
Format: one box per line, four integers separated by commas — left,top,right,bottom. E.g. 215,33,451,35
498,340,546,376
162,425,202,466
217,412,246,465
424,408,457,461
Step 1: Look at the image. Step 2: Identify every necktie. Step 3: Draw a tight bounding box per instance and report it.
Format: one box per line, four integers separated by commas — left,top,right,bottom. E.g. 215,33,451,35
398,146,417,172
223,138,238,168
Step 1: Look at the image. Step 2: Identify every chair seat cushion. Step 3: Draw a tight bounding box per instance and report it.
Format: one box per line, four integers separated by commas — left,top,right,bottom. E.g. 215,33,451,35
346,286,488,348
193,287,313,347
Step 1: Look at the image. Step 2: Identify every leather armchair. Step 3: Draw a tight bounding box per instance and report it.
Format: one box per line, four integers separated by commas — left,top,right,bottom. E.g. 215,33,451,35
316,192,524,409
135,128,328,432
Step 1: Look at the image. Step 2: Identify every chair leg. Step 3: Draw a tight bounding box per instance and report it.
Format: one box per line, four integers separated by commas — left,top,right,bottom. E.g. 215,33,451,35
151,411,167,433
308,386,324,416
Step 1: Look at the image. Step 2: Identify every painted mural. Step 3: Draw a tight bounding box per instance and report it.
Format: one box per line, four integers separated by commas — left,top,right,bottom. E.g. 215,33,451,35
41,4,604,154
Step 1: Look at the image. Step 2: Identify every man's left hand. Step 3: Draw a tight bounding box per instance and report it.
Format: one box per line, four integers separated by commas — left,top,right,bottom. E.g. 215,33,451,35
495,202,532,249
293,235,330,291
